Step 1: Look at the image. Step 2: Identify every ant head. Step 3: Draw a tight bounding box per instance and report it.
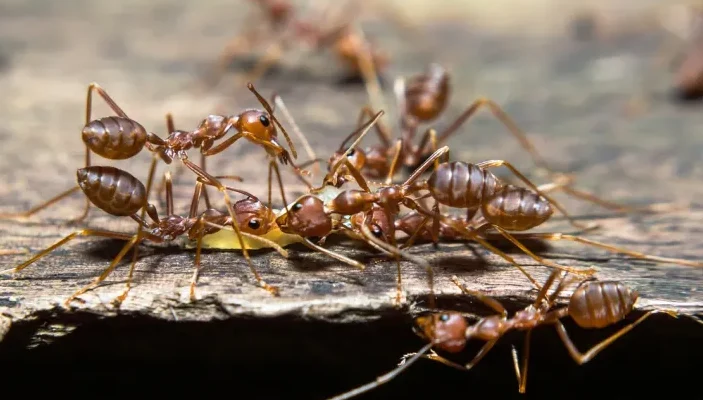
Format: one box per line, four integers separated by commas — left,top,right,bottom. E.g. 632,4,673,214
234,198,276,235
351,207,391,243
414,312,468,353
328,147,367,175
275,195,332,238
235,109,278,143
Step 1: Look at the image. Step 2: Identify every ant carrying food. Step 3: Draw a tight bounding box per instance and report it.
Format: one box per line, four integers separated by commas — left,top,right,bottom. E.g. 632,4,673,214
0,166,288,306
0,82,312,298
327,271,703,399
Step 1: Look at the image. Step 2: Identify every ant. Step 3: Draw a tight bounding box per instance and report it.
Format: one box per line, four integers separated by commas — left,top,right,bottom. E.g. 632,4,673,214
0,166,288,306
0,81,307,225
327,116,701,287
327,271,703,399
391,180,701,284
210,0,389,113
326,63,559,184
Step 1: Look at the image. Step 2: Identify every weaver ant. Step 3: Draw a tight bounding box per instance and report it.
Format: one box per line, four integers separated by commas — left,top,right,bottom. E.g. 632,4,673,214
392,177,702,288
0,81,307,224
0,166,288,305
209,0,389,114
328,271,703,399
325,63,558,184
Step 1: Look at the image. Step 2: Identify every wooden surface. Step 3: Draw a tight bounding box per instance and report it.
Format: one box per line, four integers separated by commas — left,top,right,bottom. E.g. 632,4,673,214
0,1,702,398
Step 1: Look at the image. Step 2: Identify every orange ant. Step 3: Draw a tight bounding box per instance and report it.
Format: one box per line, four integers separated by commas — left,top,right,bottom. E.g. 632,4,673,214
326,63,558,184
328,271,703,399
0,166,289,306
0,81,306,224
0,81,312,288
323,114,698,286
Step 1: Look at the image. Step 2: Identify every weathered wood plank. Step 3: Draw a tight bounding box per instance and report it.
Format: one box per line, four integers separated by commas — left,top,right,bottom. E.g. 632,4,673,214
0,1,702,398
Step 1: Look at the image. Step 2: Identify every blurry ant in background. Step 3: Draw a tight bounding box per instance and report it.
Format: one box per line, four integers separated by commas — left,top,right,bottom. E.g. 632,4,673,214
206,0,415,114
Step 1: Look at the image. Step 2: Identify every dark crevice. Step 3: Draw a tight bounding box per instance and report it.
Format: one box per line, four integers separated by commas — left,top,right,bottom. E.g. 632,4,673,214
1,304,701,399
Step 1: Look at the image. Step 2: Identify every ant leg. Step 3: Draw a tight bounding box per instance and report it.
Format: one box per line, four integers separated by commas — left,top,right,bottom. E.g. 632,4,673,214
0,229,134,275
404,205,542,290
199,153,212,210
85,82,129,121
66,233,145,306
435,98,555,178
515,329,533,393
156,113,188,207
449,275,508,316
201,132,246,157
554,310,670,365
490,226,598,277
112,157,160,305
328,343,434,400
399,349,467,371
462,339,500,370
190,216,206,301
384,139,402,185
335,106,392,152
477,160,596,230
181,158,279,295
301,238,365,270
272,94,319,174
491,231,703,268
69,148,92,224
0,186,82,221
536,171,681,216
349,24,387,126
359,216,436,309
401,146,450,188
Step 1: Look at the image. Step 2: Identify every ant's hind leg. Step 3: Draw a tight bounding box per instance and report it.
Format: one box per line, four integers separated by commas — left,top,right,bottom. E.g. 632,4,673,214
554,310,668,365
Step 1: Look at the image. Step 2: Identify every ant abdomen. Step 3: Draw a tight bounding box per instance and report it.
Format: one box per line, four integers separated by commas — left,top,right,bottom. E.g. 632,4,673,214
82,116,147,160
482,186,554,231
405,63,449,122
427,162,502,209
76,166,146,217
569,281,638,329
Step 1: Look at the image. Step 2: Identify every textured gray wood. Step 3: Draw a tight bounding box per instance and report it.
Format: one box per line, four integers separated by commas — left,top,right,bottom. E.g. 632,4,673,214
0,1,702,398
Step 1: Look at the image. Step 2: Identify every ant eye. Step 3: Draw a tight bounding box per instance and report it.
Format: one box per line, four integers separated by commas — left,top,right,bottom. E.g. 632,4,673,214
259,115,270,127
371,225,383,238
439,314,450,322
347,148,356,157
248,219,261,229
292,203,303,212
